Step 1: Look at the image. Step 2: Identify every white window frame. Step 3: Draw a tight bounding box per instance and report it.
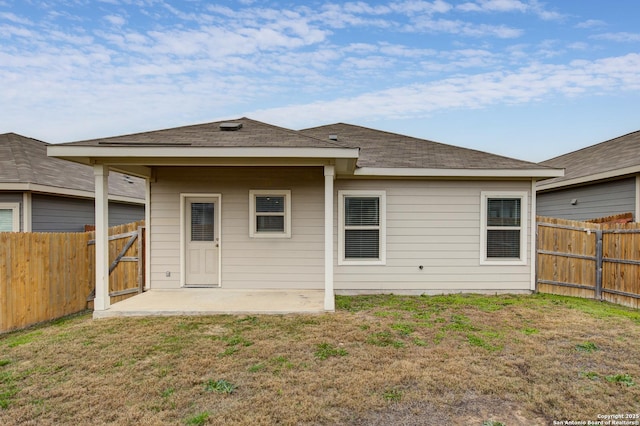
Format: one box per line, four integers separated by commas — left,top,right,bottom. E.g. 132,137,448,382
249,190,291,238
338,190,386,266
0,203,20,232
480,191,528,265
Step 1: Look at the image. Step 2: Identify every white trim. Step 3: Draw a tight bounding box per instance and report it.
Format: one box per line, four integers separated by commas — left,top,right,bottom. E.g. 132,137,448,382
0,182,144,204
93,165,110,312
22,193,32,232
48,145,360,160
480,191,528,266
144,178,151,290
530,180,537,291
0,203,20,232
355,167,563,178
536,165,640,191
338,190,386,266
636,175,640,222
324,165,335,311
180,193,222,287
249,190,291,238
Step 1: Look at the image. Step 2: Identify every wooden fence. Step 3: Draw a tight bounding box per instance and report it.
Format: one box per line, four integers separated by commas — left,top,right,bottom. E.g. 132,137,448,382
0,221,145,333
537,215,640,309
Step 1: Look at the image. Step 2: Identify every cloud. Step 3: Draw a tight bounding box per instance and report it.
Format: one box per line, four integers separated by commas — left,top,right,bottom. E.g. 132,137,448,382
248,53,640,129
575,19,606,29
104,14,126,27
592,32,640,43
457,0,562,20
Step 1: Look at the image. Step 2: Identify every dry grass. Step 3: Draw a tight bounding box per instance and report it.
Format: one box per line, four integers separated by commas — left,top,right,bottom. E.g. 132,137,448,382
1,293,640,425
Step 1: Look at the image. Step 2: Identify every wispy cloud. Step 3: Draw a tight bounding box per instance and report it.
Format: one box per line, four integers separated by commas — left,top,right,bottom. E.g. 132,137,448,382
592,32,640,43
575,19,606,29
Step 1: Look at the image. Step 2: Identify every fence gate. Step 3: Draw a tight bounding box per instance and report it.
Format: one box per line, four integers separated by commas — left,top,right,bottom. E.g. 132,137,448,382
537,217,640,309
88,223,145,305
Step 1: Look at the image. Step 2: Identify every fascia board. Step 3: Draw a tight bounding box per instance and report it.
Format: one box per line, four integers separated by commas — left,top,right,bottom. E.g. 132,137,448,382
354,167,564,178
536,165,640,191
0,182,144,204
48,145,360,159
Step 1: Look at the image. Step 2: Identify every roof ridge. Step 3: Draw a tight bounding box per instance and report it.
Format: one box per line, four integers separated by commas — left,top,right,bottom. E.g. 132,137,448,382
7,133,38,183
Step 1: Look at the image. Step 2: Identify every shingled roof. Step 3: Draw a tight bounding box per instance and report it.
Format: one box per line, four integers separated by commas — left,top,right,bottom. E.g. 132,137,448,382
539,130,640,188
301,123,553,170
0,133,145,200
63,117,347,149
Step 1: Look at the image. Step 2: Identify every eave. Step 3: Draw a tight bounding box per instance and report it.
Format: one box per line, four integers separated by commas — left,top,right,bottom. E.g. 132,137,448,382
0,182,144,204
354,167,564,179
536,165,640,192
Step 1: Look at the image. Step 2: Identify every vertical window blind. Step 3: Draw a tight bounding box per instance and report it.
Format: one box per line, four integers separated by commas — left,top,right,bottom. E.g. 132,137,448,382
0,209,14,232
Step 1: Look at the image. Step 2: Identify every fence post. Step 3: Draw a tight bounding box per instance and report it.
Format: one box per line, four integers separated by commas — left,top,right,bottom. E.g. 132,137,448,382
595,230,603,300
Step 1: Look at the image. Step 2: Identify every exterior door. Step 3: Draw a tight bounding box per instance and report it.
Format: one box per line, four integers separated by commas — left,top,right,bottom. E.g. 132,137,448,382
185,197,219,286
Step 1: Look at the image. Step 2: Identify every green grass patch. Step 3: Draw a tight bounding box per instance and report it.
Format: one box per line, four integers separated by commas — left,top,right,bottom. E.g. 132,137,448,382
0,371,19,409
367,331,405,348
161,387,175,398
314,343,348,360
391,323,415,336
575,342,599,353
522,327,539,335
185,411,210,426
382,388,403,402
467,334,501,352
605,374,635,387
248,363,265,373
3,331,43,348
580,371,600,381
204,379,236,394
0,360,10,367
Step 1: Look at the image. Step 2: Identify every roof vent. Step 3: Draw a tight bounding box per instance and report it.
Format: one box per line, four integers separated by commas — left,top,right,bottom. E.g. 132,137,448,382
220,122,243,131
328,134,338,141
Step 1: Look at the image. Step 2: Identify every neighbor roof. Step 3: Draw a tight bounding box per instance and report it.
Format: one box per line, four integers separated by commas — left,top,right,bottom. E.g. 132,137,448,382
0,133,145,200
538,130,640,190
301,123,556,173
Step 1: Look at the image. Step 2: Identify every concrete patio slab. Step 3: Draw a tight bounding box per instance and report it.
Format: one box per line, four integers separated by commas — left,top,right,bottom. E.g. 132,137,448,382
93,289,327,318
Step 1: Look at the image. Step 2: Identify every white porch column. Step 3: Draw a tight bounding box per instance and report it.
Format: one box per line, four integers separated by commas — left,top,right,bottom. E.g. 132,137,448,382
94,165,110,311
530,179,537,292
324,165,335,311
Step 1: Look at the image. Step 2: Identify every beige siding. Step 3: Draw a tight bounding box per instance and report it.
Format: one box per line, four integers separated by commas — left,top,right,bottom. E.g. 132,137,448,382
334,179,533,293
149,167,325,289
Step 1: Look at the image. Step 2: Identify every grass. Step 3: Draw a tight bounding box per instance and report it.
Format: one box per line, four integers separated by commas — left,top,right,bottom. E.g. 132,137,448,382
0,293,639,425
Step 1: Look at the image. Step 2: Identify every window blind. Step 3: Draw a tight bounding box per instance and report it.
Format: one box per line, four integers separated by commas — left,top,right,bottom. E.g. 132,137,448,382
191,203,214,242
0,209,14,232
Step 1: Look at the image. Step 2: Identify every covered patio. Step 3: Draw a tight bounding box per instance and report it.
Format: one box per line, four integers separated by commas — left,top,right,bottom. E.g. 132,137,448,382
92,289,326,318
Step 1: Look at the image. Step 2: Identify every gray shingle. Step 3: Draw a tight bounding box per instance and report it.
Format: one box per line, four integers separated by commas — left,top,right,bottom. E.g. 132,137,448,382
540,130,640,185
301,123,551,170
64,117,347,149
0,133,145,200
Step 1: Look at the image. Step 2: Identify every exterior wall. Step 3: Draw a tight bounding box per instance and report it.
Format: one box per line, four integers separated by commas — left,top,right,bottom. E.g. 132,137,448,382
537,177,635,221
0,192,23,231
149,166,325,290
334,179,534,293
31,194,144,232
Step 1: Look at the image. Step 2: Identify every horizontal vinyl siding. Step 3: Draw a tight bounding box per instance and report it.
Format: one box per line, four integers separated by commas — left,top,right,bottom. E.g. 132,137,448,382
537,177,636,221
31,194,145,232
334,179,533,293
149,166,324,290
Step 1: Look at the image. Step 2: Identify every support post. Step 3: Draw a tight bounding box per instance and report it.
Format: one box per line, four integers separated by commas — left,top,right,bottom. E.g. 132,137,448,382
94,165,110,311
324,165,335,311
595,229,603,300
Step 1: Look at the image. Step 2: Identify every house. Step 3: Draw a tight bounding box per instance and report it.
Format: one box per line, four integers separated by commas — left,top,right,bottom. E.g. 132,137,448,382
0,133,145,232
537,130,640,221
48,118,562,313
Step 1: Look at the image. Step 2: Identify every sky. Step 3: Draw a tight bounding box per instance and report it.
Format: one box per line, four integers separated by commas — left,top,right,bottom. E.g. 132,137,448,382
1,1,639,162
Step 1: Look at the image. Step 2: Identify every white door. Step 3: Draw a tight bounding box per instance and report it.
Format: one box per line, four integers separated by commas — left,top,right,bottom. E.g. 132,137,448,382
185,197,219,286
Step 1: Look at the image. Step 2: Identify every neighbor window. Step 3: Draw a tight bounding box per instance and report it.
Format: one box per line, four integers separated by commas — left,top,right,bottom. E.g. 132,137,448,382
0,203,19,232
338,191,386,265
249,190,291,238
480,192,527,264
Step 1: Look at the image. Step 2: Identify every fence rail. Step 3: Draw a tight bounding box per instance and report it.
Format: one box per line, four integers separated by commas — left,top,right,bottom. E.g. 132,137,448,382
537,216,640,309
1,221,145,333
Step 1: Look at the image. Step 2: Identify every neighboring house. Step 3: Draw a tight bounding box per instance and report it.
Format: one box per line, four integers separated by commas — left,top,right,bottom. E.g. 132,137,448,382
0,133,145,232
537,130,640,221
48,118,562,312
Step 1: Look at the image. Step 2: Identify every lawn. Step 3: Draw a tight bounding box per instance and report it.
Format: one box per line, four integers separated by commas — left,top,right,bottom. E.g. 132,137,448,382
1,293,640,425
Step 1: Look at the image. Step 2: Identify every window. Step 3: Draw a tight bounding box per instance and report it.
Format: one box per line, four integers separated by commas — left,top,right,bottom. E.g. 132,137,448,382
480,192,527,264
191,202,214,242
0,203,19,232
338,191,386,265
249,190,291,238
